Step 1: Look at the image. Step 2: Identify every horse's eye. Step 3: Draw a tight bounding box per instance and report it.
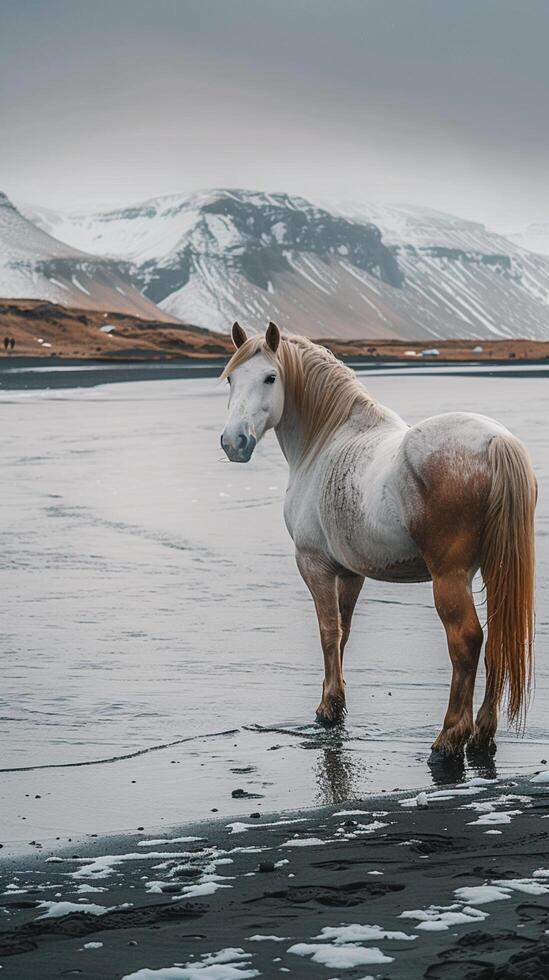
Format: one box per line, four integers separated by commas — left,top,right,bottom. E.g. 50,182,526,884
264,375,276,385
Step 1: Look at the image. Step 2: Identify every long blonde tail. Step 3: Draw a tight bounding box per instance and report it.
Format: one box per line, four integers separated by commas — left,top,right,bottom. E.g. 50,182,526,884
480,435,536,727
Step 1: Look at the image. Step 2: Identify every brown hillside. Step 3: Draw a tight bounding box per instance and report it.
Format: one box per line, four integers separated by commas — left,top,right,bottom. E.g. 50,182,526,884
0,300,232,359
1,299,549,363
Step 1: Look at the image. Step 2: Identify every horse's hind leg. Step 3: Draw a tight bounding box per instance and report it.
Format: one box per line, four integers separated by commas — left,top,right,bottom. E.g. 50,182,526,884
469,662,498,754
296,551,345,725
431,571,483,756
338,572,364,669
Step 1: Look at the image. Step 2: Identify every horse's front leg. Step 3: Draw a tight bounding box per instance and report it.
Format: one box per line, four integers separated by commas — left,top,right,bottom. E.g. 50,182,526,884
338,572,364,670
296,551,345,725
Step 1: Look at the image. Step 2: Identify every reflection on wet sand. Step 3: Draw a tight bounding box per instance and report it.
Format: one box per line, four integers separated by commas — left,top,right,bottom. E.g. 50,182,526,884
311,728,368,804
311,726,499,801
427,746,498,787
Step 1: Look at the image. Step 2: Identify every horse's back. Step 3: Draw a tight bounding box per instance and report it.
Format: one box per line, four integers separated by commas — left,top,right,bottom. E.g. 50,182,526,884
402,411,511,464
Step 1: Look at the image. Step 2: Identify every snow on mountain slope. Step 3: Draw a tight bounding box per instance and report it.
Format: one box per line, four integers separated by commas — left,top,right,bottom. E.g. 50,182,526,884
334,201,549,339
0,192,176,320
334,201,521,252
505,223,549,258
28,190,403,337
26,191,549,340
24,193,214,264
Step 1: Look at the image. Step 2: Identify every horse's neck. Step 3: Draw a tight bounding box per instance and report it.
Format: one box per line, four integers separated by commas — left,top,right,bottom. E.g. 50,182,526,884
274,347,400,469
275,397,305,470
275,395,387,472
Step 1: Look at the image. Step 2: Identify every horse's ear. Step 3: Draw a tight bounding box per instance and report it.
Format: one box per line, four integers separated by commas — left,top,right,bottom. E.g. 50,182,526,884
266,321,280,353
231,322,247,349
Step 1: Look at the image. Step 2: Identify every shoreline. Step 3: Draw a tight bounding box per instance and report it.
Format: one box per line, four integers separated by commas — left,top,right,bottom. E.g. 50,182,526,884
3,355,549,392
1,772,548,978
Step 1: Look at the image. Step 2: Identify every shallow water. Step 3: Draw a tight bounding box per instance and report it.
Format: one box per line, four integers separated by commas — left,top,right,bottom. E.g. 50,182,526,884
1,371,548,848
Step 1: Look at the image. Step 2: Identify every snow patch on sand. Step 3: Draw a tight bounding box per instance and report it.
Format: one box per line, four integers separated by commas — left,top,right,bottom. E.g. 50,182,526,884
121,947,258,979
468,810,521,826
400,904,487,930
179,880,232,899
226,818,306,835
70,851,198,880
138,837,204,847
314,924,416,943
492,878,549,896
281,836,330,848
400,781,492,808
335,819,389,838
287,942,393,968
38,900,111,919
453,885,512,905
531,770,549,784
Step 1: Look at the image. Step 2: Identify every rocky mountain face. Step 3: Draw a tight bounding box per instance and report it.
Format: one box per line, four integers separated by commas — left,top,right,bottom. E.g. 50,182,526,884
28,190,403,337
0,192,175,320
21,190,549,340
332,201,549,340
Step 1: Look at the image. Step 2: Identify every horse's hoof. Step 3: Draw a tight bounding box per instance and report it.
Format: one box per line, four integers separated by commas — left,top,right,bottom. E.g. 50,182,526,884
431,720,473,759
315,700,346,727
467,734,497,758
429,744,465,762
430,737,467,759
315,713,338,728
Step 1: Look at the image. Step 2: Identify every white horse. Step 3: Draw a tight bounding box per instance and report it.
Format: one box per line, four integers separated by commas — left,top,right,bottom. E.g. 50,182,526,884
220,322,536,756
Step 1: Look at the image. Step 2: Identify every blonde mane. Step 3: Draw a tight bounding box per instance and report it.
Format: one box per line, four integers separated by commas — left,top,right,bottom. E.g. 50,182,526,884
222,333,386,460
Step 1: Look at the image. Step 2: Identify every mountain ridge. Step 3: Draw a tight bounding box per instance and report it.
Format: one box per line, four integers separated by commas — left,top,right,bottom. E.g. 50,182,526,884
0,192,177,321
16,189,549,340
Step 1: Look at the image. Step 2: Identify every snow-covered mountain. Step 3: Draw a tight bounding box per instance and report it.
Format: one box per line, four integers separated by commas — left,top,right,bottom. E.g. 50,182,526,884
331,201,549,340
27,190,404,338
0,192,175,320
24,190,549,340
505,223,549,258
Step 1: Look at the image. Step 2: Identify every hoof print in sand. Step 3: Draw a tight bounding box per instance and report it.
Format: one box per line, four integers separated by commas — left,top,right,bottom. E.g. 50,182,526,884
0,936,38,957
0,902,207,957
424,958,495,979
516,902,549,924
256,879,404,907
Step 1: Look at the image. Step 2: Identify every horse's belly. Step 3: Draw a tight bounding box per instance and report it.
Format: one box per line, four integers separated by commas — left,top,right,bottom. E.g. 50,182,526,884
332,523,430,582
359,553,431,583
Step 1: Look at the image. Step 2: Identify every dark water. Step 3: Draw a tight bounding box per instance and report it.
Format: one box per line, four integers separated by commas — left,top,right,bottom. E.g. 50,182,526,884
0,368,547,849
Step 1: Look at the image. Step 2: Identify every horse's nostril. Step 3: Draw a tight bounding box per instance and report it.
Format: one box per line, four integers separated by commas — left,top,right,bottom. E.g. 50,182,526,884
236,433,248,450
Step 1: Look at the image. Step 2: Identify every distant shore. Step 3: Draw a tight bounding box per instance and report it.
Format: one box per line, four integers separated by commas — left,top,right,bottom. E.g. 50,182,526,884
2,298,549,366
2,354,549,392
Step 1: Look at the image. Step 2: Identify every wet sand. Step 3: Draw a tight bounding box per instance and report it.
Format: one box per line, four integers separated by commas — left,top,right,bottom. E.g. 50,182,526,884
1,773,548,978
1,371,548,855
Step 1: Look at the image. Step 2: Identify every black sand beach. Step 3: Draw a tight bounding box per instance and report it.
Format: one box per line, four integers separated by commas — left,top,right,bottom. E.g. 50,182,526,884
1,772,548,979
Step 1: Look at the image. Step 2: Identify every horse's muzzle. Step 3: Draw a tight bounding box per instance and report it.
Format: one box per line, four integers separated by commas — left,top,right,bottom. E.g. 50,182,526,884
220,431,257,463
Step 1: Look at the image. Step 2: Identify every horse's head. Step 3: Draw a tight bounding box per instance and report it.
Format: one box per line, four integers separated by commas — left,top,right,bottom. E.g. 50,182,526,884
221,322,284,463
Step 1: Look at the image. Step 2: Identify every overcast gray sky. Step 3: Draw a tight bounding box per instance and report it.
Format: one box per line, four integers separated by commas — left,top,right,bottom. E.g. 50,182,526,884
1,0,547,227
